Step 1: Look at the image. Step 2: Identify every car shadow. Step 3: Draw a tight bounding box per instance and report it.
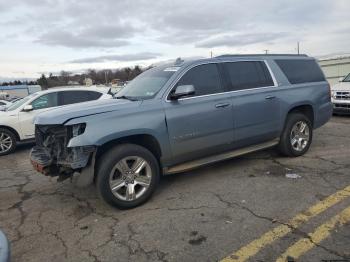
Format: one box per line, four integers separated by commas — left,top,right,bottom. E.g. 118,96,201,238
16,142,35,152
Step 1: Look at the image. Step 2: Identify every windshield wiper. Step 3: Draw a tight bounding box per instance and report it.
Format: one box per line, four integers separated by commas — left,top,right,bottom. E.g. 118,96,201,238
115,95,139,101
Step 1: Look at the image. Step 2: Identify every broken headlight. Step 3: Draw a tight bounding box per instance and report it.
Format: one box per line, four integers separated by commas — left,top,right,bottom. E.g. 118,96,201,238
71,123,86,137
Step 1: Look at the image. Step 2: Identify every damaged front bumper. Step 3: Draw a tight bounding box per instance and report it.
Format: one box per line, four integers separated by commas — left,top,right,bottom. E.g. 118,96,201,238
30,124,96,187
30,145,95,175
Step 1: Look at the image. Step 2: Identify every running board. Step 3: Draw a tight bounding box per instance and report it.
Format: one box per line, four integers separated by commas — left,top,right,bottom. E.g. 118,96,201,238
163,139,279,175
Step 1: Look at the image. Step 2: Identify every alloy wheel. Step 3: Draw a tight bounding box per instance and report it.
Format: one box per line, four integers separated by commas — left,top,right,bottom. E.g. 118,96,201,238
0,132,13,154
290,121,310,152
109,156,152,201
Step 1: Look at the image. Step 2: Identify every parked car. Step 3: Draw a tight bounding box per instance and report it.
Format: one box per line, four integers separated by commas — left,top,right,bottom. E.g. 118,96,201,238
0,92,10,100
0,87,112,156
9,97,22,103
0,230,10,262
30,54,332,209
0,100,12,111
331,73,350,114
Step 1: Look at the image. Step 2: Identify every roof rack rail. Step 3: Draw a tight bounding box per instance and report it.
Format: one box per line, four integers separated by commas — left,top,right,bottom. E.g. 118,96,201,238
216,54,308,58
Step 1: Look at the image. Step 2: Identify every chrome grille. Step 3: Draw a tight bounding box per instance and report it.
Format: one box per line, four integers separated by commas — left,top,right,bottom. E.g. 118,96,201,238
334,103,350,109
335,91,350,100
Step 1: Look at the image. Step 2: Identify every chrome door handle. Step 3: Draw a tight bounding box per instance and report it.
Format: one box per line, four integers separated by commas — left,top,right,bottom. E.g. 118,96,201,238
265,95,276,100
215,103,231,108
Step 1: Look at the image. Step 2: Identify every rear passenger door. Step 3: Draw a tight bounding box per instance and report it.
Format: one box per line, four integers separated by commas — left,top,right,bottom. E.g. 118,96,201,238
58,90,102,106
223,61,280,147
163,63,234,163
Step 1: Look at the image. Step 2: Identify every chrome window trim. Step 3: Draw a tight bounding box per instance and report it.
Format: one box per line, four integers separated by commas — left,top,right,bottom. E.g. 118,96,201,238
264,60,278,87
165,60,278,102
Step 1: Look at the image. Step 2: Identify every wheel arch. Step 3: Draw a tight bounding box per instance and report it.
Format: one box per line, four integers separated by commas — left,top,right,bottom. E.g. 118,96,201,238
96,133,162,163
286,104,315,126
0,125,20,141
94,134,163,182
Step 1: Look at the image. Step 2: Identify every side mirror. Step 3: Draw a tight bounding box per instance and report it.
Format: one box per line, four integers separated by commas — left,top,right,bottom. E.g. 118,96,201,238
23,105,33,112
170,85,195,100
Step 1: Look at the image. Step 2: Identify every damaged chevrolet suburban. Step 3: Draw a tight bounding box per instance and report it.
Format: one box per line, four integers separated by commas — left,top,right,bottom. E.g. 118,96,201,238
30,55,332,209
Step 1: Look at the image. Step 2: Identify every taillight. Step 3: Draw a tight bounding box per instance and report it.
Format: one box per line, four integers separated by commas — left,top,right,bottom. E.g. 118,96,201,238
327,82,331,100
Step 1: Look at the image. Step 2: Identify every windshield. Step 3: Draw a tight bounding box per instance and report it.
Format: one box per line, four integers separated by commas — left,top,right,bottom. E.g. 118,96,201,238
342,73,350,82
6,94,36,111
116,65,179,100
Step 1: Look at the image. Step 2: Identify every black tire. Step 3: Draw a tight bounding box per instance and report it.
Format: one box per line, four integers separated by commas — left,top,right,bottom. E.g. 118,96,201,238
0,128,17,156
278,113,313,157
96,144,160,209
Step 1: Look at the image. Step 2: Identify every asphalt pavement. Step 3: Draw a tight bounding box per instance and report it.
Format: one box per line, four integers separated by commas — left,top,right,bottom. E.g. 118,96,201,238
0,116,349,262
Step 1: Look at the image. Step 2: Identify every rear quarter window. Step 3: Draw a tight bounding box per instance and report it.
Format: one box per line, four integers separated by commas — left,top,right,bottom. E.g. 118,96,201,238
275,59,325,84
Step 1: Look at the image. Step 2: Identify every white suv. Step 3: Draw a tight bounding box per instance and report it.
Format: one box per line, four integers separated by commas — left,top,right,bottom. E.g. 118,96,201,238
0,87,112,155
331,73,350,114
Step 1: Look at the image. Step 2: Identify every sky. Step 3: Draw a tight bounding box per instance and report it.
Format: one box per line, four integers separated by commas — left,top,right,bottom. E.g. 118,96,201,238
0,0,349,80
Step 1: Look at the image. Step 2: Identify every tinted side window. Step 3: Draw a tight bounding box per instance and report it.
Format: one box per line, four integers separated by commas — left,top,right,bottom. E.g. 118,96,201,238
175,64,223,97
0,102,6,105
225,61,274,91
275,59,325,84
88,91,102,100
60,91,101,106
31,92,58,110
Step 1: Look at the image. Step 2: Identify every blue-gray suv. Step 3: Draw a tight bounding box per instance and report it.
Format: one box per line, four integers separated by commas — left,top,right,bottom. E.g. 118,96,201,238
30,54,333,209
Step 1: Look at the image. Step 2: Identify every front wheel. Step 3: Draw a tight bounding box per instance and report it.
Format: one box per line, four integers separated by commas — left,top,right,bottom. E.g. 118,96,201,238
96,144,160,209
278,113,313,157
0,128,17,156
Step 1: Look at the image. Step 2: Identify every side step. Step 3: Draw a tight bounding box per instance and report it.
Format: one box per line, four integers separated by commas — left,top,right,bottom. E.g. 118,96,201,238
163,139,279,175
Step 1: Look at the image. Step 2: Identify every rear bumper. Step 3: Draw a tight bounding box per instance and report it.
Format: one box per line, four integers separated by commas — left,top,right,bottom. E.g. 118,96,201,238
314,102,333,129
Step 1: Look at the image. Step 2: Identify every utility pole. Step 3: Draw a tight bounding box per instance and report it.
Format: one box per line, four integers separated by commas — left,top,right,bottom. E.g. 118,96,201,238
210,51,213,58
105,71,108,85
297,42,300,55
264,49,269,54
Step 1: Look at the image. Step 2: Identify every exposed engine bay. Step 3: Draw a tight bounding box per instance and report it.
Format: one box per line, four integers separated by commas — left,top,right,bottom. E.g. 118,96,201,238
30,124,95,181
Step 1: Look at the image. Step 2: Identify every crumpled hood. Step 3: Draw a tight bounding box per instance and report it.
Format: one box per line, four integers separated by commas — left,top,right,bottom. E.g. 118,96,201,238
34,99,141,125
331,82,350,91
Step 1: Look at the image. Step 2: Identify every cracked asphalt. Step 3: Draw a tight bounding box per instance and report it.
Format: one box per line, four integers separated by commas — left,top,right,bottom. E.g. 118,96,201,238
0,116,349,262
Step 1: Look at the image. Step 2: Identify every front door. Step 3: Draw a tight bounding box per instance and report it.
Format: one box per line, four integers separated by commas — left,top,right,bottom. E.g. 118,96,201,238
19,92,59,138
163,63,234,164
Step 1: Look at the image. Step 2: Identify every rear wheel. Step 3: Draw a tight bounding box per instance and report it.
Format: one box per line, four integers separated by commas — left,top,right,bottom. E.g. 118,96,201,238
278,113,313,157
0,128,17,156
96,144,160,209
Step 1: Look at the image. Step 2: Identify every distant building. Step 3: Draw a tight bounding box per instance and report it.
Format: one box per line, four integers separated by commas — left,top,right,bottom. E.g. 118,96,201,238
111,79,121,85
318,54,350,86
0,85,42,98
84,78,93,86
68,80,80,86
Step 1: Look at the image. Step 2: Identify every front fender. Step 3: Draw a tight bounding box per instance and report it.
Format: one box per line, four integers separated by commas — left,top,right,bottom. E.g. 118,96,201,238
64,105,172,161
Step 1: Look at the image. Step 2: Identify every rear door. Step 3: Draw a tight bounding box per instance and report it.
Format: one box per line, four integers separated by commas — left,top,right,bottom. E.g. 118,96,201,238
163,63,234,163
58,90,102,105
223,61,280,147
